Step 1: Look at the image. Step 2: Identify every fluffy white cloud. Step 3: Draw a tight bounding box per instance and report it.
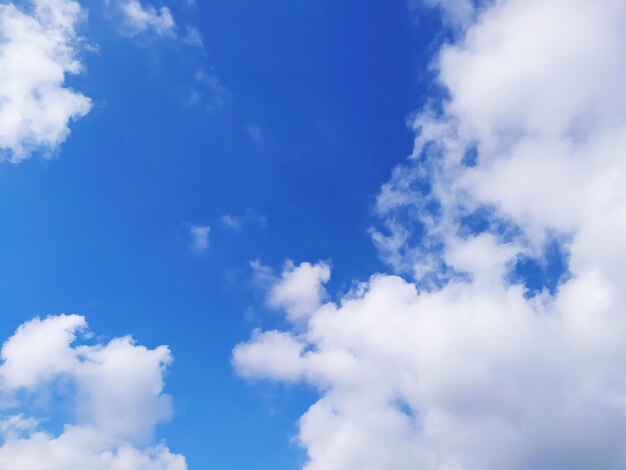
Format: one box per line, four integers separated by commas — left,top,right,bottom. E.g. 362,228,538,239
267,261,331,325
234,1,626,468
189,224,210,253
0,314,185,469
0,0,92,162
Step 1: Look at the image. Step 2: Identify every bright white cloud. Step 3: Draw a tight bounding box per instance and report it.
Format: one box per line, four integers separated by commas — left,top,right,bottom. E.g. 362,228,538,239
189,224,210,253
0,0,92,162
267,261,331,325
0,314,185,469
234,1,626,468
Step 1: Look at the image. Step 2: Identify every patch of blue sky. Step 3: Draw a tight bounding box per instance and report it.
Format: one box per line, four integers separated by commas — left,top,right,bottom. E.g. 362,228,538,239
458,207,571,296
510,237,571,297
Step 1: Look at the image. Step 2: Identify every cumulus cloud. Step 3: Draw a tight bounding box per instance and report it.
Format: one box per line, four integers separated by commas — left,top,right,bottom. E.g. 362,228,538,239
0,314,185,469
268,261,330,324
189,224,210,253
250,260,331,325
234,1,626,468
0,0,92,162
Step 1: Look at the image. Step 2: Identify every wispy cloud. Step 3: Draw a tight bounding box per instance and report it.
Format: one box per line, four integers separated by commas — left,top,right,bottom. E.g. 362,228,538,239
107,0,205,52
189,71,228,111
189,224,210,254
246,125,265,144
221,209,267,231
108,0,175,37
221,214,242,231
180,25,203,49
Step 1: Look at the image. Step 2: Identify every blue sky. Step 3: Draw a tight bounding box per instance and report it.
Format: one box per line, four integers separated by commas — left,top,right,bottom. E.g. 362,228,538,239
0,1,431,468
3,1,626,469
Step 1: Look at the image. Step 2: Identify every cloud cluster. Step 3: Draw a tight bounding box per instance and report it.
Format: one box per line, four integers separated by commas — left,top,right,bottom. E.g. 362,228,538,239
0,0,92,162
0,314,185,469
234,1,626,468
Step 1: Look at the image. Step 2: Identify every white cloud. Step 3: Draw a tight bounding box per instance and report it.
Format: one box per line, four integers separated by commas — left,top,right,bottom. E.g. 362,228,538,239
234,1,626,468
189,224,210,253
221,214,242,231
0,314,186,469
0,0,92,162
192,71,227,111
221,210,267,231
250,258,276,287
180,25,203,49
267,261,331,325
112,0,175,37
106,0,206,51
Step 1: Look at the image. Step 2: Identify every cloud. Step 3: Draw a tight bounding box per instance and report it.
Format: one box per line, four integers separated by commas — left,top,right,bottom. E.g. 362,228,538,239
246,125,264,144
0,314,185,469
221,210,267,231
234,1,626,468
250,258,276,287
190,71,227,111
110,0,175,37
180,25,203,49
188,224,210,254
106,0,205,52
267,261,331,325
221,215,242,231
0,0,92,162
249,260,331,326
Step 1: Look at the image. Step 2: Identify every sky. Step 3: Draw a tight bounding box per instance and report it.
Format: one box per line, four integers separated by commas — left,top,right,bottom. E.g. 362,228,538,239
2,0,626,469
